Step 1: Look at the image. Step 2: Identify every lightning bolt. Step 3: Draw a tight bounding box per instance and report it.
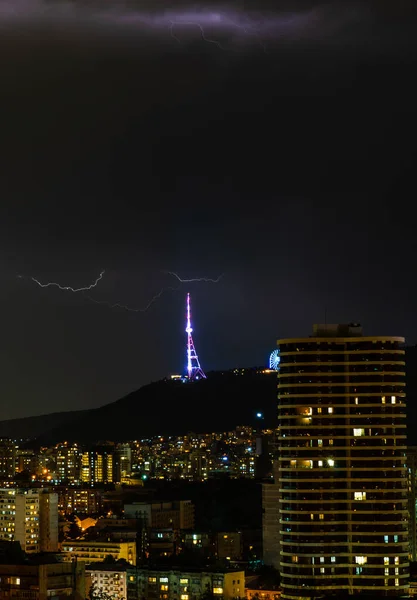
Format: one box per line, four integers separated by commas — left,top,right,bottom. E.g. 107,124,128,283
85,286,179,313
165,271,224,283
20,270,105,293
169,21,223,49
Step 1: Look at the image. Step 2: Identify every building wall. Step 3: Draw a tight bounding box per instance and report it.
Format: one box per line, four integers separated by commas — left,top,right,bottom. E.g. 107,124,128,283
408,447,417,561
277,326,409,599
262,467,280,569
39,491,59,552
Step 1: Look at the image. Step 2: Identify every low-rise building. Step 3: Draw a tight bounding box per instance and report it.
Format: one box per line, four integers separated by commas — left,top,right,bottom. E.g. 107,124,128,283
137,567,245,600
86,563,137,600
61,540,136,565
0,561,85,600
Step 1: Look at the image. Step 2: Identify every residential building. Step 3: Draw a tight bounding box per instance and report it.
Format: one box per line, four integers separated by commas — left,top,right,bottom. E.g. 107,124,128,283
81,447,115,484
277,324,408,598
262,464,280,569
0,561,85,600
137,566,245,600
59,487,103,515
0,439,16,478
61,540,136,565
86,563,137,600
0,488,58,553
56,442,81,483
124,500,195,530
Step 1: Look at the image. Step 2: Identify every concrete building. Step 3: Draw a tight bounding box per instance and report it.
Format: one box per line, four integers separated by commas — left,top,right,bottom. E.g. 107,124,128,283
262,464,280,569
61,540,136,565
277,324,408,598
215,532,242,560
81,447,115,484
0,439,16,479
0,561,85,600
58,487,103,516
56,442,81,483
138,566,244,600
0,488,58,553
86,563,137,600
124,500,195,530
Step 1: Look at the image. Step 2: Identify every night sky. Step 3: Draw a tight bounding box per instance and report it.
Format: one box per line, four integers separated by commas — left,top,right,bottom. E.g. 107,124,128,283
1,0,416,420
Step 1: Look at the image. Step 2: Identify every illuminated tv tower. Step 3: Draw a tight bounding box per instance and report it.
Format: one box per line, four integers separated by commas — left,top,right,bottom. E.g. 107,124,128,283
185,292,206,381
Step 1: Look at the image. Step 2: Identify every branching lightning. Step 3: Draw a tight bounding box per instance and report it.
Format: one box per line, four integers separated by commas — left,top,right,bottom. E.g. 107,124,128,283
20,270,105,293
169,21,224,49
166,271,224,283
84,286,179,313
19,267,223,315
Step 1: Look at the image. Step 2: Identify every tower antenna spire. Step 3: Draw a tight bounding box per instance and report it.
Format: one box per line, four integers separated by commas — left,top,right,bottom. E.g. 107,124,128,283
185,292,206,381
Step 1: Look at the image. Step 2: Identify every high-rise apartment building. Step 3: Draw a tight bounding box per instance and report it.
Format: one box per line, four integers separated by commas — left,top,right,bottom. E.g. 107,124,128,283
0,488,58,553
81,447,114,484
277,324,408,598
56,442,81,483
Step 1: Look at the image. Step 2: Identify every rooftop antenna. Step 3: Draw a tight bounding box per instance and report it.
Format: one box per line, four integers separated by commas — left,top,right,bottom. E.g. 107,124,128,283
185,292,206,381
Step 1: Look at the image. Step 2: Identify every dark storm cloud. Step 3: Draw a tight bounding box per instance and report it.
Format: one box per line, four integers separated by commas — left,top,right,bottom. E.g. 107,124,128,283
0,0,402,51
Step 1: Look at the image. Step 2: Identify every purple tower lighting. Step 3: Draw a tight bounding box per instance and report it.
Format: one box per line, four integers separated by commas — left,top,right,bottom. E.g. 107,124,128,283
185,292,206,381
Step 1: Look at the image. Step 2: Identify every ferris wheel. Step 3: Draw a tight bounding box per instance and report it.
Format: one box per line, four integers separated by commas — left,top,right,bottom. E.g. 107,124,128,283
269,349,281,370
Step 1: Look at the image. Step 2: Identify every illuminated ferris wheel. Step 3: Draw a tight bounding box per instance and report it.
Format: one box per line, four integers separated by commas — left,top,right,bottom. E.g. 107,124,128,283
269,349,281,370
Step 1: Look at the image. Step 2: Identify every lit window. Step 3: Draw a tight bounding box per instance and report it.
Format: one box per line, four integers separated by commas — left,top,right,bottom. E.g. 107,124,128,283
328,407,333,414
319,513,324,520
353,428,365,437
292,555,298,563
310,514,314,520
395,578,399,587
355,397,359,404
354,491,366,501
395,556,399,565
161,585,169,591
317,407,322,414
318,460,323,467
329,439,333,445
394,535,398,542
320,557,324,563
382,396,386,404
15,578,20,586
180,579,189,585
391,396,396,404
318,439,323,447
395,568,399,575
160,578,169,583
181,595,189,600
331,556,336,563
327,459,335,467
384,557,390,565
320,567,325,574
355,556,367,565
213,588,223,595
384,535,389,543
385,568,389,576
290,459,313,468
